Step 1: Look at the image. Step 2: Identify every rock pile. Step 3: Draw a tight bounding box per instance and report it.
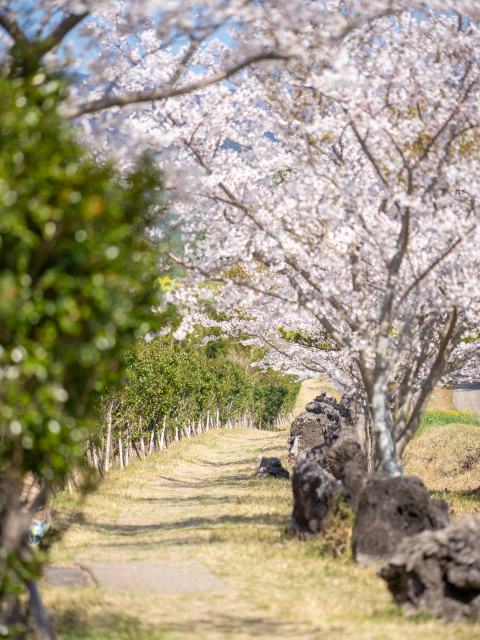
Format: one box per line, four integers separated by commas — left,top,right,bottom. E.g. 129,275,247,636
287,392,357,463
290,393,366,534
256,457,289,479
353,475,449,564
292,459,342,533
287,392,480,624
289,393,450,556
378,517,480,621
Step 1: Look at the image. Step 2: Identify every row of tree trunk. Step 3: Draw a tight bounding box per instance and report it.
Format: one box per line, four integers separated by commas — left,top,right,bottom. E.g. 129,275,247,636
72,410,294,482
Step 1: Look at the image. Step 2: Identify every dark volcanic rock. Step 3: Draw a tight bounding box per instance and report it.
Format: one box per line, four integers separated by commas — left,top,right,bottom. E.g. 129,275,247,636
306,428,364,478
305,400,324,414
353,475,449,563
287,411,326,462
378,517,480,621
306,427,366,509
339,393,357,426
305,401,340,422
313,392,337,407
343,460,368,512
308,393,356,426
291,459,343,533
256,457,289,479
289,393,362,464
305,400,349,432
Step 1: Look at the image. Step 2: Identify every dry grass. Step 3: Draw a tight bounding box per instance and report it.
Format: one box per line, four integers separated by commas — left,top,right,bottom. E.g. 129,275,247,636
426,388,457,412
403,422,480,517
44,420,480,640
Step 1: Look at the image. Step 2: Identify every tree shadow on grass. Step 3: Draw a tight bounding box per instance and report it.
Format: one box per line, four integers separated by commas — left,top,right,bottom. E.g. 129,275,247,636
137,495,233,504
147,472,289,492
191,457,254,468
136,488,289,507
261,443,287,454
52,604,323,640
427,487,480,501
154,472,254,486
69,509,290,554
427,487,480,516
103,511,288,536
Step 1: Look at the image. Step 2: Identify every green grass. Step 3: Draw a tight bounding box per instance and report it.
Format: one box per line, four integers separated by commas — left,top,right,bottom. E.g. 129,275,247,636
418,410,480,434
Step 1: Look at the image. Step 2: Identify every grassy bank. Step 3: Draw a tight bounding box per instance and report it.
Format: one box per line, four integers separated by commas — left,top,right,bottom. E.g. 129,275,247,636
403,421,480,516
418,410,480,434
426,388,457,412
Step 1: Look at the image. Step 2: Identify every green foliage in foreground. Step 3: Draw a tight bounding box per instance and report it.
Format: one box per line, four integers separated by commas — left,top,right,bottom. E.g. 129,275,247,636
104,334,300,440
0,68,165,622
0,70,165,480
417,410,480,434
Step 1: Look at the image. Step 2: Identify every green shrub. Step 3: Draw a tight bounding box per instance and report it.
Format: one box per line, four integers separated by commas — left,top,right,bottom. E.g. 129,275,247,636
254,371,300,427
0,69,165,625
104,334,300,441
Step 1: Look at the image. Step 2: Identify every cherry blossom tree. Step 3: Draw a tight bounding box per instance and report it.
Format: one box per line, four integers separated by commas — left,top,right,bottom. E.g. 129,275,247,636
2,2,480,475
2,0,480,632
0,0,410,118
0,0,282,104
121,9,480,477
2,1,468,119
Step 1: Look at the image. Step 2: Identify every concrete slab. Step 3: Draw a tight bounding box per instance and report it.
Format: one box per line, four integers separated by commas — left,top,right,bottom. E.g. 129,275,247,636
453,379,480,412
79,560,226,593
43,566,93,587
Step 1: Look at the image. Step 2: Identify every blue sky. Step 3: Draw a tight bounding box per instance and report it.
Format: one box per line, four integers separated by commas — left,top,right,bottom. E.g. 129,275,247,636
1,2,237,75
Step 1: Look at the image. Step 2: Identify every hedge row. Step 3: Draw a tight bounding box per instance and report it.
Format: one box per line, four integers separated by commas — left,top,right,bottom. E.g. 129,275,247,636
100,334,300,442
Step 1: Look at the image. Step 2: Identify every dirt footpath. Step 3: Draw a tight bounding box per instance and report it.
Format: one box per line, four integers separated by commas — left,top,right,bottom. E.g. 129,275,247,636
45,423,479,640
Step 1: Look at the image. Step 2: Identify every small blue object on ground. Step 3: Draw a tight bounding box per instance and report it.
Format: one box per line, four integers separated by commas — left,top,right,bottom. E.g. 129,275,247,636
28,522,50,545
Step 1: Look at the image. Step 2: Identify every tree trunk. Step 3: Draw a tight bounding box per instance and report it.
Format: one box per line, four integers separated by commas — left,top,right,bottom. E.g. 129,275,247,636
86,440,92,468
93,448,99,474
27,581,56,640
372,376,403,477
119,438,124,469
133,441,143,461
149,429,154,454
160,425,166,450
355,388,375,472
104,402,112,472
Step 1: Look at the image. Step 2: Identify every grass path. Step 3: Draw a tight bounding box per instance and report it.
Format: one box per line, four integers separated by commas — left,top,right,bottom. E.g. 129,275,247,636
46,425,479,640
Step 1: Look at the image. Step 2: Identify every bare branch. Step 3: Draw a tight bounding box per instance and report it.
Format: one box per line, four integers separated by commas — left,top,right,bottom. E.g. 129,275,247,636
396,308,458,455
385,303,418,381
393,229,473,314
166,23,223,89
220,182,361,333
350,122,389,187
0,9,25,42
416,76,479,166
441,343,480,379
60,51,289,119
36,8,90,58
167,252,295,305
